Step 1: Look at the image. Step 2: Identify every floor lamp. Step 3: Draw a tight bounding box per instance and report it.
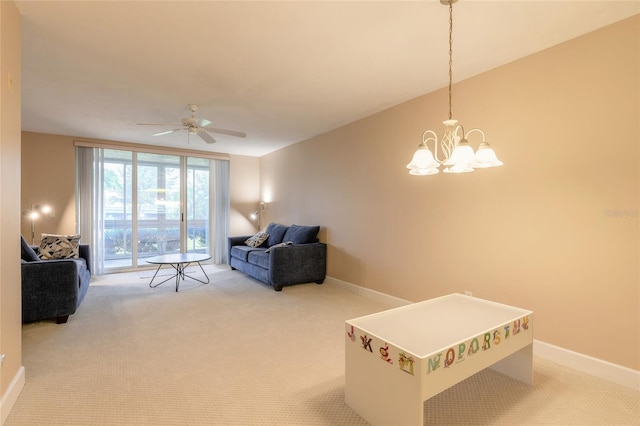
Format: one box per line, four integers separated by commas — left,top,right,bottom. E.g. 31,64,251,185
250,202,267,231
24,204,53,244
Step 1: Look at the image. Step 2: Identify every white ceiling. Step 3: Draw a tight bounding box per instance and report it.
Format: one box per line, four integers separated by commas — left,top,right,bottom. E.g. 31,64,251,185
16,1,640,157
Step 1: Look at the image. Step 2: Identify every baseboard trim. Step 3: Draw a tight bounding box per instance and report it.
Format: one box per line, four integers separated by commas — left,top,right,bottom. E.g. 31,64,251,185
1,366,25,424
533,340,639,390
325,276,640,391
325,276,411,308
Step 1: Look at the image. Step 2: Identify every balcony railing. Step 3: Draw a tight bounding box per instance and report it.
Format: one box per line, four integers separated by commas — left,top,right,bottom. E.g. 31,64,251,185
103,219,209,270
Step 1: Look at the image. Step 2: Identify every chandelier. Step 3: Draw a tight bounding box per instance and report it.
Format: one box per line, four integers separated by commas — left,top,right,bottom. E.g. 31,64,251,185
406,0,503,176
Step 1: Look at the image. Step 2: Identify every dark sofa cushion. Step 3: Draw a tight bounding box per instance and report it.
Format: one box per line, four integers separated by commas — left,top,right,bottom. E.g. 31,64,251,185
283,225,320,245
230,245,267,262
264,222,289,247
21,236,40,262
248,250,270,269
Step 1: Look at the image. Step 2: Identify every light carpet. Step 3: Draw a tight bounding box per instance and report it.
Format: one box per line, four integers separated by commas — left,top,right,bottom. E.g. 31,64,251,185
6,267,639,425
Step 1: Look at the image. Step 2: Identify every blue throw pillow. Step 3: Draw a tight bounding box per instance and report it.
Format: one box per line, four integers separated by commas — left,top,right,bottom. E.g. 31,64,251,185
20,235,40,262
282,225,320,245
264,222,289,247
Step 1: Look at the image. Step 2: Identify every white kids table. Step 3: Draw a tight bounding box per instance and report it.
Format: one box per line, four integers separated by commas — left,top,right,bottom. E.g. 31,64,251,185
345,293,533,425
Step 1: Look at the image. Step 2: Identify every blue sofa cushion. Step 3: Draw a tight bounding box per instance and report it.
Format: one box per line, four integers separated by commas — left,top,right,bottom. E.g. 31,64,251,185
230,245,266,262
264,222,289,247
283,225,320,245
21,236,40,262
248,250,270,269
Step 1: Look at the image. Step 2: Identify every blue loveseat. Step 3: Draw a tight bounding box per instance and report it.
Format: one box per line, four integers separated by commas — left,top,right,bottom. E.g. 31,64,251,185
228,223,327,291
20,236,91,324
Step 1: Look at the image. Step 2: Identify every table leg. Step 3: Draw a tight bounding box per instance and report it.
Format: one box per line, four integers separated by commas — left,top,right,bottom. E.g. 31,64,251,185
149,264,179,288
181,261,210,285
175,263,183,292
345,337,423,425
148,261,210,292
490,343,534,385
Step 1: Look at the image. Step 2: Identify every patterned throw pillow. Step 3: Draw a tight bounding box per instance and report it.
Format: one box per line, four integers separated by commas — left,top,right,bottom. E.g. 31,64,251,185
38,234,81,260
244,231,270,248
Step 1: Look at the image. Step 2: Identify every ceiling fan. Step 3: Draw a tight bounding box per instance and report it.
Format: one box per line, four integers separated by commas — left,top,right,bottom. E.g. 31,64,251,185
137,104,246,144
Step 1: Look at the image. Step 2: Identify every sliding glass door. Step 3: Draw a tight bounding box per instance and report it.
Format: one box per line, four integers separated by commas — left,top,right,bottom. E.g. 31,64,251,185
79,147,224,273
102,149,133,269
136,153,182,261
186,157,210,253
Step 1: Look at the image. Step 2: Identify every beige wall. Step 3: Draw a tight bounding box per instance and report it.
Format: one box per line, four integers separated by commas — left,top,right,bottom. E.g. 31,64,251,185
20,132,260,244
229,155,261,235
0,0,22,414
260,16,640,370
21,133,78,239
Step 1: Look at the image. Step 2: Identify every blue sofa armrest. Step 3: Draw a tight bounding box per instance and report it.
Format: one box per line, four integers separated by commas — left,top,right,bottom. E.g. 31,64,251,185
21,259,81,323
269,242,327,290
228,235,251,263
79,244,92,274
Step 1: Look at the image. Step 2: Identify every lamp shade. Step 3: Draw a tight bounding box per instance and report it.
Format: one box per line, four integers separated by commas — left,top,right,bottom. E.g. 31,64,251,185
410,167,439,176
444,140,475,166
407,145,439,174
443,163,474,173
473,142,504,168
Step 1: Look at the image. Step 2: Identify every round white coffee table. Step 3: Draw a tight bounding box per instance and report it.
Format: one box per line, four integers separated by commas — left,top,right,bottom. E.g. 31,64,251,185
145,253,211,292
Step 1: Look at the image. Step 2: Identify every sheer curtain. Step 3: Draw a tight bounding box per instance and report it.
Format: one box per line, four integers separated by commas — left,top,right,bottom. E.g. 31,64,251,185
211,159,230,264
76,147,105,274
76,146,230,274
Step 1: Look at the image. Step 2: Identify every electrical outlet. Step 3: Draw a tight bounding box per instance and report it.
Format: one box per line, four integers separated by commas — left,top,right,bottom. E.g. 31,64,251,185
1,353,6,366
464,290,472,297
7,72,14,94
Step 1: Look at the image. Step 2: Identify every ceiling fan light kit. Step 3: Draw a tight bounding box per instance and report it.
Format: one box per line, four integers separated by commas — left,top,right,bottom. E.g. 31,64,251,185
406,0,503,176
138,104,246,145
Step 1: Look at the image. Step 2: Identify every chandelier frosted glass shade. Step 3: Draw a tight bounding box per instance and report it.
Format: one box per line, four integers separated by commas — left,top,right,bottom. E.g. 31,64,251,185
444,140,474,165
406,145,440,175
473,142,504,168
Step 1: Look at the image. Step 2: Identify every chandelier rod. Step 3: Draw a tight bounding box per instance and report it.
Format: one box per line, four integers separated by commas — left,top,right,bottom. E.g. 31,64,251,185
447,0,453,121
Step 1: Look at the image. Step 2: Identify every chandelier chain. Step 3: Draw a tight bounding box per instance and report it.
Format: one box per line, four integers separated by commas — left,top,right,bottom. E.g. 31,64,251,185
448,0,453,120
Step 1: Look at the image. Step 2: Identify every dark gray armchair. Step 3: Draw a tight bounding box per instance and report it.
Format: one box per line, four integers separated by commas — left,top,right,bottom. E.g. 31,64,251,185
20,236,92,324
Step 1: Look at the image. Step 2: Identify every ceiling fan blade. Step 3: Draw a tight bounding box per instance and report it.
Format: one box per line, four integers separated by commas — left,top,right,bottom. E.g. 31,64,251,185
153,128,182,136
204,127,247,138
197,129,217,144
195,118,212,128
137,123,180,126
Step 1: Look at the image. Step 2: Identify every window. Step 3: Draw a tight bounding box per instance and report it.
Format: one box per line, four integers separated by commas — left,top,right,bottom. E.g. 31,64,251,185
76,146,229,274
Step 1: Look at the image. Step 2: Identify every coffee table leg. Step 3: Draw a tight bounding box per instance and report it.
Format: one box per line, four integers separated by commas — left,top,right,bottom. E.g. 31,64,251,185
149,260,209,292
149,264,178,288
175,263,182,292
181,261,210,285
